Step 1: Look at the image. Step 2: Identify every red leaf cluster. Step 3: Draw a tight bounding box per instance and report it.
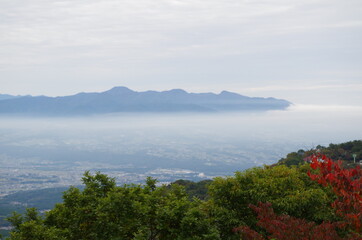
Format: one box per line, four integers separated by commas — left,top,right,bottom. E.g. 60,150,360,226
307,154,362,232
234,202,358,240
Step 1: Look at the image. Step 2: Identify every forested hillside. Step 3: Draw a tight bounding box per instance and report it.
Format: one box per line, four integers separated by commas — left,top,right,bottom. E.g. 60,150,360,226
1,140,361,240
276,140,362,167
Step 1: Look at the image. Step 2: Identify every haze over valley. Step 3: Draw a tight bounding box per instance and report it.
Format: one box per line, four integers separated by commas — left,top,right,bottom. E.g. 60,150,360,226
0,103,361,196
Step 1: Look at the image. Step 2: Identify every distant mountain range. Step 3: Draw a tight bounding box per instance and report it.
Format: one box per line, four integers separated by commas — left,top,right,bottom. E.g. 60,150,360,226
0,94,23,101
0,87,291,116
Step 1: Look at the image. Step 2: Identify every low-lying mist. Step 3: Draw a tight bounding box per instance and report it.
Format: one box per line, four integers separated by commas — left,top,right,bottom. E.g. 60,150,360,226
0,104,361,195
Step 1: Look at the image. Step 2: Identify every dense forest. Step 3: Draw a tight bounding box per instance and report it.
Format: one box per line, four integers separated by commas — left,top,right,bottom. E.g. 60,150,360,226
1,140,361,240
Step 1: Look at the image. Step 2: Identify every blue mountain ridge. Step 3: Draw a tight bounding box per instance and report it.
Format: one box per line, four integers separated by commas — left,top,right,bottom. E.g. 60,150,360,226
0,87,291,116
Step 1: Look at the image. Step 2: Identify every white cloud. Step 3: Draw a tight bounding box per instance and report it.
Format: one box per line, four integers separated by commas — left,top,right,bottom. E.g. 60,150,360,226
289,104,362,112
241,83,362,92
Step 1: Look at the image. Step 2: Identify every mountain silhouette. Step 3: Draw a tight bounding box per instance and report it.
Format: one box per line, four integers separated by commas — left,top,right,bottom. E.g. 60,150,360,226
0,87,291,116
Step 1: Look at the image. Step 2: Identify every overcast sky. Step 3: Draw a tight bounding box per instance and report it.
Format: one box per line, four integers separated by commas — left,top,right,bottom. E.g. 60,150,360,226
1,0,361,105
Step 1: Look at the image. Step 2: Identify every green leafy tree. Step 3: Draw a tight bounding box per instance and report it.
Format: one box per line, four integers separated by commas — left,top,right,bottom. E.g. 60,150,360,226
7,208,65,240
208,165,337,239
276,151,305,166
7,172,220,240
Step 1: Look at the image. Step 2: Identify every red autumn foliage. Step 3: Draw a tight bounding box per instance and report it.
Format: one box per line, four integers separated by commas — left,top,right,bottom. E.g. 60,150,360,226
234,202,359,240
308,154,362,233
234,154,362,239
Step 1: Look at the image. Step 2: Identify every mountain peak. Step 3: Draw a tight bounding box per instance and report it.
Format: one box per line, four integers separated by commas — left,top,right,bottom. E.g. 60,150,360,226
164,89,188,94
103,86,134,95
219,91,245,98
108,86,132,91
